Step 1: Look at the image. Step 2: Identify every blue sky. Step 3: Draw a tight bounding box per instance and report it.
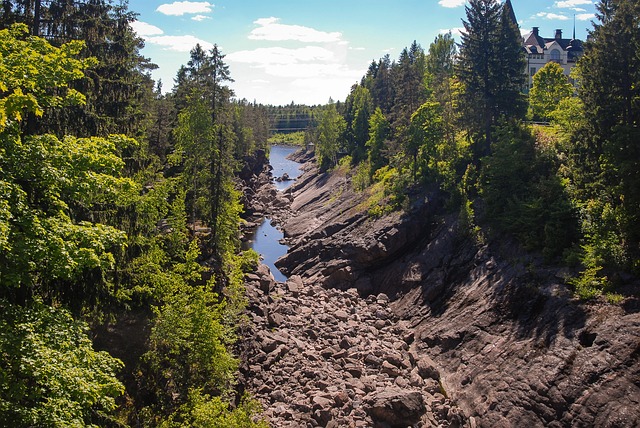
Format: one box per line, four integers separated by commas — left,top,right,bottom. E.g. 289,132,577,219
127,0,597,106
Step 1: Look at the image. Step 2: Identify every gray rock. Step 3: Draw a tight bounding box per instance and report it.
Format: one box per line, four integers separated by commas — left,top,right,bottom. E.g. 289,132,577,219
366,389,426,427
416,355,440,380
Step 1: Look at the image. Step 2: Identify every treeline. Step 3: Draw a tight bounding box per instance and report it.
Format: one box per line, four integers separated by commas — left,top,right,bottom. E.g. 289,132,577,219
264,103,321,134
309,0,639,300
0,1,270,426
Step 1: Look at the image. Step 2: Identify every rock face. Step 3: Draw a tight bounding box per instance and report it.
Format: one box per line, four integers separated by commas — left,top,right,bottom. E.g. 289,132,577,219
242,154,640,427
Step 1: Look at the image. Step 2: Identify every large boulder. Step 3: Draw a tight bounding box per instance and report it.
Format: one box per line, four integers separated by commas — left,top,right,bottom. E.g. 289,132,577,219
366,388,426,427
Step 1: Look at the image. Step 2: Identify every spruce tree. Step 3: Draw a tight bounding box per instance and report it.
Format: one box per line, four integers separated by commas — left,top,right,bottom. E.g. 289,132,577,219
0,0,156,138
456,0,525,159
344,85,374,164
574,0,640,271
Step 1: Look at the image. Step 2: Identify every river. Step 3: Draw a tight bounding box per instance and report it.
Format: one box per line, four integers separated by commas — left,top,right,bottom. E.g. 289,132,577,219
243,145,301,282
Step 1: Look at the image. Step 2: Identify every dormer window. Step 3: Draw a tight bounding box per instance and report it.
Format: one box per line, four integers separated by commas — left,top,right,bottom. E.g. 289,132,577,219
550,49,561,62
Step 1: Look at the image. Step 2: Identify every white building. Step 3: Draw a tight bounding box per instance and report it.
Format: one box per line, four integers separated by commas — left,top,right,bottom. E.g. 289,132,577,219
522,27,584,92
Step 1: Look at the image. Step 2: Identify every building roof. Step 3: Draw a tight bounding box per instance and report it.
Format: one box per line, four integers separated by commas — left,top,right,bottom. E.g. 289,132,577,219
523,27,583,55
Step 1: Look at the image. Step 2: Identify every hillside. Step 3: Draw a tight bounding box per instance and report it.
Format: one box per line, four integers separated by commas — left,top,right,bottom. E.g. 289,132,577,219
241,152,640,427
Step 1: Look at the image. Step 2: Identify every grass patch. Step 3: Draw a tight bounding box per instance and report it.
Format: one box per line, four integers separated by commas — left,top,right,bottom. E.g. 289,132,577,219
268,131,305,146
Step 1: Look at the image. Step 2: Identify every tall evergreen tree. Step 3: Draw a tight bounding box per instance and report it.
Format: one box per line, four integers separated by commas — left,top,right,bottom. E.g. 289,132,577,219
427,33,458,146
0,0,156,138
363,54,394,115
344,85,374,164
172,44,237,256
456,0,525,159
574,0,640,270
391,41,427,130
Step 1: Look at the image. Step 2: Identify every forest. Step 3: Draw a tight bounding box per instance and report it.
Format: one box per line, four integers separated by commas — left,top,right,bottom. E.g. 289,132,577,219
0,0,638,426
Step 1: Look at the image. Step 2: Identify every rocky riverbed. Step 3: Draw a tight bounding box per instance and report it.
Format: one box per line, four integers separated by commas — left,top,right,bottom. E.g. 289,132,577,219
240,270,465,427
239,149,640,427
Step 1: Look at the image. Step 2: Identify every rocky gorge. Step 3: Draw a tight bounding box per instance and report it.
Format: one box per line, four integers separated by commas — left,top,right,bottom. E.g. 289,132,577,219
238,149,640,427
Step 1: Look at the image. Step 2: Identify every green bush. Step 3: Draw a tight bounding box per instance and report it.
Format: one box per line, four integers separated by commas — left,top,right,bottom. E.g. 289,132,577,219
0,300,124,427
158,389,267,428
480,122,577,260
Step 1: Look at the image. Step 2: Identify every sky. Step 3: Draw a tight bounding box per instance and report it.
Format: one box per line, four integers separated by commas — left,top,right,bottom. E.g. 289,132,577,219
127,0,598,106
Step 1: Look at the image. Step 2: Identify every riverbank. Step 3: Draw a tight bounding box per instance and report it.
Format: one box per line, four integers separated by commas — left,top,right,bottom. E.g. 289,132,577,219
239,150,467,426
240,150,640,427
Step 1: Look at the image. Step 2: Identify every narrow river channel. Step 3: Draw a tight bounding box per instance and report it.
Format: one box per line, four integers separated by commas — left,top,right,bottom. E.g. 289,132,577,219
243,145,301,282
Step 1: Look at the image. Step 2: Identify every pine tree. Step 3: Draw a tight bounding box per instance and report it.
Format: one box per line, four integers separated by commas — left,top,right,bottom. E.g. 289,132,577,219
172,44,237,255
391,42,427,131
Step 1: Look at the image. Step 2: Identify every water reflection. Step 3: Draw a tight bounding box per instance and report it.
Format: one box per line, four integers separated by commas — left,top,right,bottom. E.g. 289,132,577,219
270,145,301,191
243,145,302,282
244,218,288,283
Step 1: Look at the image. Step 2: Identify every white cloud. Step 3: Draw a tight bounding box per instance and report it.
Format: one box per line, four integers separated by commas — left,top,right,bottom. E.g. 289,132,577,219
249,17,342,43
439,0,466,7
576,13,595,20
228,46,336,66
156,1,213,16
554,0,592,8
144,35,214,52
535,12,570,20
440,27,464,37
131,20,163,36
191,15,211,21
227,41,363,105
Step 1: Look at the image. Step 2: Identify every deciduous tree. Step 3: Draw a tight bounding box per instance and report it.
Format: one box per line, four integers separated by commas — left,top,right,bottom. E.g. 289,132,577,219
529,62,574,121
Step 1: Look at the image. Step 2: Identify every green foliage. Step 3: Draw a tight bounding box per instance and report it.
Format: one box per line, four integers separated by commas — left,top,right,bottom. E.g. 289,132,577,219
1,1,157,138
569,264,610,300
0,23,95,133
268,131,306,146
158,390,267,428
141,284,238,414
0,133,138,301
0,300,124,427
457,196,482,242
362,166,407,217
316,102,346,170
426,32,456,84
344,86,374,163
549,96,586,136
480,122,577,260
366,107,390,175
1,7,268,427
408,100,445,181
528,62,574,121
561,0,640,285
351,159,372,192
457,0,526,156
391,41,428,133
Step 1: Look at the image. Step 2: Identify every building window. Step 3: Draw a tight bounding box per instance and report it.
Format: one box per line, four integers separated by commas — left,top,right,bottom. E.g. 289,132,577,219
550,49,561,62
530,67,536,76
